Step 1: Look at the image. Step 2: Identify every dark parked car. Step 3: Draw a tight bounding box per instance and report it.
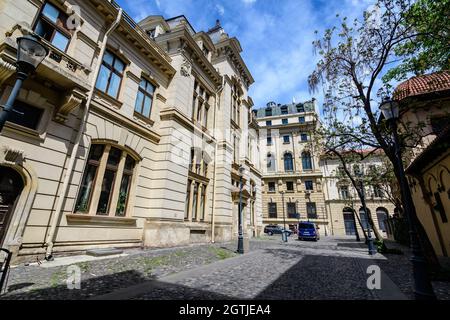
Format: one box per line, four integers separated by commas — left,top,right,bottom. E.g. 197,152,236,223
264,225,292,236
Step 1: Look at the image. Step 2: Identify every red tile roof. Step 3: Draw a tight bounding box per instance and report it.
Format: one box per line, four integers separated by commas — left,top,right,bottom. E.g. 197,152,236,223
394,71,450,101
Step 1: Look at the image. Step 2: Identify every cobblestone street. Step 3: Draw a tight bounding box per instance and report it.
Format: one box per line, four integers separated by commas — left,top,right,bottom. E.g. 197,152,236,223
1,236,450,300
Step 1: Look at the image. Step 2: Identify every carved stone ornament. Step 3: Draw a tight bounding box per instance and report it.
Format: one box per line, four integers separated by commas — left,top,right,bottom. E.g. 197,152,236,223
54,88,86,122
1,146,25,165
180,58,192,77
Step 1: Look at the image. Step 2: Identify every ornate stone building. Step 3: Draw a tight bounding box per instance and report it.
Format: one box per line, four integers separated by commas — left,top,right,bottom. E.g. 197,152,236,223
255,100,330,235
0,0,262,263
320,153,396,239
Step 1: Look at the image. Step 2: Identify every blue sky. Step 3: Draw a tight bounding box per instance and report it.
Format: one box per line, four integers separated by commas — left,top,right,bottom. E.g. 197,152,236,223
117,0,376,109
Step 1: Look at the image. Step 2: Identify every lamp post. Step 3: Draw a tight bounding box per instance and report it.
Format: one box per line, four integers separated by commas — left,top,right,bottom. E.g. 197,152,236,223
355,166,376,255
0,35,48,132
237,165,245,254
280,190,288,242
380,97,436,300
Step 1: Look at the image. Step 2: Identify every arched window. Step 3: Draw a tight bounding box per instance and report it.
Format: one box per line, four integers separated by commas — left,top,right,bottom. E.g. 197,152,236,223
284,153,294,172
302,151,312,170
359,208,370,229
75,143,137,217
267,153,275,172
376,208,389,232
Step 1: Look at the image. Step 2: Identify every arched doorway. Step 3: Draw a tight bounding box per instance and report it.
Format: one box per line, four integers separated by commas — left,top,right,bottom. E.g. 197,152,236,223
0,166,24,245
376,207,389,232
343,208,356,235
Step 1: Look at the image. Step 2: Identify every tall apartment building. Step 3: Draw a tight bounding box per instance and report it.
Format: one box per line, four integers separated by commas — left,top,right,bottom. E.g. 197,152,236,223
0,0,262,263
255,100,330,235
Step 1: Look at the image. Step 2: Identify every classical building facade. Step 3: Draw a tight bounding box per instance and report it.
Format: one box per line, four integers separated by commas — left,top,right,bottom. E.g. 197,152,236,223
254,100,330,235
0,0,262,263
320,154,396,239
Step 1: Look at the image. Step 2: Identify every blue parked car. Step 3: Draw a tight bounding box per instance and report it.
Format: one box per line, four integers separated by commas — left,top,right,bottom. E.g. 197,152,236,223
298,222,320,241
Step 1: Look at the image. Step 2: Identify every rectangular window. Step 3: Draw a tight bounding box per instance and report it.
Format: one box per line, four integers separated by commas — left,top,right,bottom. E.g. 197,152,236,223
305,180,314,191
116,155,135,217
8,101,44,130
373,185,384,198
283,135,290,144
297,105,305,113
281,106,288,114
266,121,272,126
134,78,155,119
307,202,317,219
200,186,206,221
95,51,125,99
268,203,277,218
340,186,350,200
287,203,297,219
268,182,276,192
282,119,288,125
75,145,105,213
185,180,191,220
34,2,71,52
301,133,308,142
286,181,294,192
192,182,199,221
299,117,305,124
267,136,273,146
265,108,272,117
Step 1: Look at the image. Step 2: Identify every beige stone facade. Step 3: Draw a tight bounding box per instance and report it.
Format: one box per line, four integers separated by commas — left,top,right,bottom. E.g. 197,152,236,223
320,156,396,238
0,0,262,262
255,101,331,235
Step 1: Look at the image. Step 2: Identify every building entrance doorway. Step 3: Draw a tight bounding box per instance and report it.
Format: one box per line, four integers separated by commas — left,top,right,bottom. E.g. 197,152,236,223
343,210,356,236
0,166,24,246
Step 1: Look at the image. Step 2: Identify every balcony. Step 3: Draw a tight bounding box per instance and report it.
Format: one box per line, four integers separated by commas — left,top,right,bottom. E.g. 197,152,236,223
1,23,91,122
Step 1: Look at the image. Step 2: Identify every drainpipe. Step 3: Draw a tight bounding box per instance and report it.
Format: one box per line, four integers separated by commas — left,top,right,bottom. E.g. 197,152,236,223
211,77,225,243
44,7,123,260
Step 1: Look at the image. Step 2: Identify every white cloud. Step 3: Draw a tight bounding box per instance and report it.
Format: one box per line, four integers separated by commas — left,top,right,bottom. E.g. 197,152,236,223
215,4,225,16
242,0,257,4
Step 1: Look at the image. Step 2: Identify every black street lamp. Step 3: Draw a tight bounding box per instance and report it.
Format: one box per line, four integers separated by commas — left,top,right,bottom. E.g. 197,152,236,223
355,166,377,255
237,165,245,254
0,35,48,132
380,97,436,300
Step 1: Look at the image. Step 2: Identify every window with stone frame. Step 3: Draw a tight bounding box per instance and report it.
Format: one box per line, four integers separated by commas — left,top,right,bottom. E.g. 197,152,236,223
185,180,208,222
192,80,211,128
268,203,277,218
34,2,72,52
8,100,44,130
231,83,241,126
268,182,276,192
339,185,350,200
75,144,137,217
373,185,384,198
95,50,126,99
287,202,297,218
305,180,314,191
307,202,317,219
286,181,295,192
134,78,155,119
